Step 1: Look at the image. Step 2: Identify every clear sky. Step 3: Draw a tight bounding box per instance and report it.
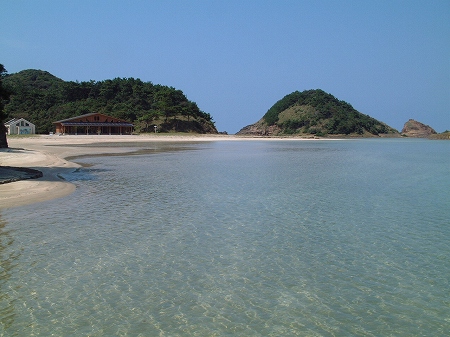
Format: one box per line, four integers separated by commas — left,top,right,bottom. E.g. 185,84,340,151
1,0,449,133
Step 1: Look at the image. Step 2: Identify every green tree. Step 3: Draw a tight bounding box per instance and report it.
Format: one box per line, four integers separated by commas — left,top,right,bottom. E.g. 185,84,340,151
136,110,161,132
2,70,217,134
0,64,11,148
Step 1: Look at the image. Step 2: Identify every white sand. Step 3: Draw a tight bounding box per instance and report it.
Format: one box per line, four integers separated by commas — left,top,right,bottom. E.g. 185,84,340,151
0,134,325,209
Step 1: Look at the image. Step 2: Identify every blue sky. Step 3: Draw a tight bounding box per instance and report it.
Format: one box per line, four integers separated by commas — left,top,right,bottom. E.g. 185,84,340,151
1,0,449,133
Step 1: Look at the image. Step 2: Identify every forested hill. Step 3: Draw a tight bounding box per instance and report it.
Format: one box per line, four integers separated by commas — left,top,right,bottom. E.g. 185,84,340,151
3,69,217,134
237,89,398,137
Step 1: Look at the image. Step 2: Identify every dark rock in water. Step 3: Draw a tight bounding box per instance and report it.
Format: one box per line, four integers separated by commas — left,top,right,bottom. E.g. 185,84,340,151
401,119,437,138
0,166,43,184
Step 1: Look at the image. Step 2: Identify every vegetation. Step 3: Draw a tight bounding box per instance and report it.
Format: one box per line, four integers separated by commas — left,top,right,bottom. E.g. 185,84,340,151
261,89,398,136
2,69,217,134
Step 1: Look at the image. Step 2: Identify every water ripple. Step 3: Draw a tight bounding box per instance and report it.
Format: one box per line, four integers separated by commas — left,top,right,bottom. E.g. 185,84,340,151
1,139,449,336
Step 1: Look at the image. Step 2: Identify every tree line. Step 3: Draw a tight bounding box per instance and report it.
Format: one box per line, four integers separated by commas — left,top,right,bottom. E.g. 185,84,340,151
2,69,215,134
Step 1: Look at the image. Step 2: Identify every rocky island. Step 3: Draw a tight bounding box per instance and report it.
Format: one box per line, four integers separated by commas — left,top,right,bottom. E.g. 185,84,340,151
401,119,437,138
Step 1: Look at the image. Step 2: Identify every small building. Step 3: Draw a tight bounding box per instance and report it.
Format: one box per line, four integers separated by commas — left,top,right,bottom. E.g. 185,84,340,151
53,113,134,135
5,118,36,135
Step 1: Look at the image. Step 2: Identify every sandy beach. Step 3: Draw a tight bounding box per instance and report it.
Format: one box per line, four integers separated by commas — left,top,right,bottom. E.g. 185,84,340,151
0,134,256,209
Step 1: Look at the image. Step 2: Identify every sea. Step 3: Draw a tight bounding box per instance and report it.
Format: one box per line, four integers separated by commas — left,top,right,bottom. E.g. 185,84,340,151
0,138,449,336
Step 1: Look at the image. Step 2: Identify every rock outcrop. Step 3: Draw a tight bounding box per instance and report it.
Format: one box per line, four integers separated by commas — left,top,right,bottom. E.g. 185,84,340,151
237,120,281,136
401,119,437,138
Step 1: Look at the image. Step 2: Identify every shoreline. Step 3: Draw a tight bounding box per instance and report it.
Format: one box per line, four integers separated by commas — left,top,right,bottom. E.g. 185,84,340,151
0,133,420,209
0,133,351,209
0,165,43,184
0,134,302,209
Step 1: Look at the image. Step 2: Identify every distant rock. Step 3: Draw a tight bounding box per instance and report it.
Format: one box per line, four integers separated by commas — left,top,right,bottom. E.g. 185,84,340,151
401,119,437,138
237,120,282,136
429,131,450,140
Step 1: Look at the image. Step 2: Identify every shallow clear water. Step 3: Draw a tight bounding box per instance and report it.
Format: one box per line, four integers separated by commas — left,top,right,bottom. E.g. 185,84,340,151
1,139,449,336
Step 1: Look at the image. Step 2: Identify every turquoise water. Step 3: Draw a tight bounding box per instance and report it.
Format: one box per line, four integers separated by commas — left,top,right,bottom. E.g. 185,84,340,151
1,139,449,336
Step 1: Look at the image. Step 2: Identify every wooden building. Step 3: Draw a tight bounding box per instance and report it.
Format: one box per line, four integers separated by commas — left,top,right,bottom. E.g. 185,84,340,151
54,113,133,135
5,118,36,135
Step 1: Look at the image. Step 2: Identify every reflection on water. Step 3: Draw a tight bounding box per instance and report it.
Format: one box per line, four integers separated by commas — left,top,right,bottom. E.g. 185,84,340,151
64,141,204,162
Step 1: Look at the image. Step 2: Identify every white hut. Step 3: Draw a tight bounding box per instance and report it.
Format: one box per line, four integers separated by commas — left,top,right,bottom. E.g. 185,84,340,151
5,118,36,135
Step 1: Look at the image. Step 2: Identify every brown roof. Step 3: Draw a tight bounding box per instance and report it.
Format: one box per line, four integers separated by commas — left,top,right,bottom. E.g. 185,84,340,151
53,113,131,124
